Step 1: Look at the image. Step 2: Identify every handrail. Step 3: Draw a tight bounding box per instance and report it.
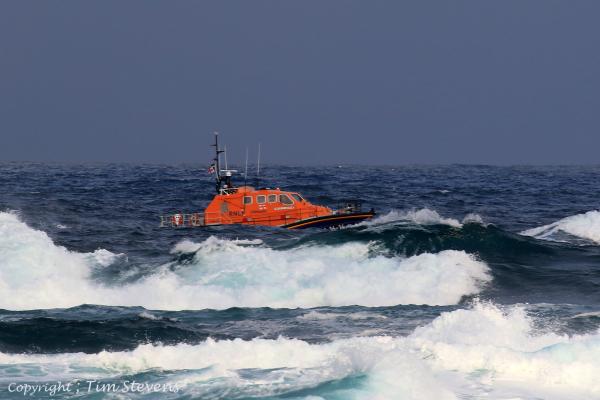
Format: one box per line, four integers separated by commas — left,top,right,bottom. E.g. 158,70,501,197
160,213,205,227
159,198,371,228
159,207,328,228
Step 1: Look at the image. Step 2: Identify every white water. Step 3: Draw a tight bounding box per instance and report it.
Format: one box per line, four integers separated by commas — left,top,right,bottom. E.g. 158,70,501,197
0,212,491,310
521,210,600,244
1,302,598,399
362,208,484,229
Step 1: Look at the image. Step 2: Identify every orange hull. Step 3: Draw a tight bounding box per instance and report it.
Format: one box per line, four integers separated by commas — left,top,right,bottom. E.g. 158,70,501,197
161,186,375,229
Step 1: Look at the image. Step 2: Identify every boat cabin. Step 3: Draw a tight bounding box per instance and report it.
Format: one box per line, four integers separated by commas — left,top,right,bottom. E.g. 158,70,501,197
204,186,332,226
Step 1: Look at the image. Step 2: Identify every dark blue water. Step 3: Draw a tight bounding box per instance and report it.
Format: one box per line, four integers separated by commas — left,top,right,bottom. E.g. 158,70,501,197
1,163,600,399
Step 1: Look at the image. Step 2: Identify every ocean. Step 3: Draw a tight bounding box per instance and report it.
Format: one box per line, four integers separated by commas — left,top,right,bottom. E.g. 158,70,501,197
1,163,600,399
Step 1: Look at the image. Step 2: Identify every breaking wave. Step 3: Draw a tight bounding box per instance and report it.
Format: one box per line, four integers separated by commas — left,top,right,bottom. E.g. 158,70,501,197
359,208,484,229
0,212,491,310
2,303,599,399
521,210,600,244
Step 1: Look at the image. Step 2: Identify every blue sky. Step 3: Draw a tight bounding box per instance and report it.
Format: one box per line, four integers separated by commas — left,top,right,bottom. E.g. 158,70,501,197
1,1,599,164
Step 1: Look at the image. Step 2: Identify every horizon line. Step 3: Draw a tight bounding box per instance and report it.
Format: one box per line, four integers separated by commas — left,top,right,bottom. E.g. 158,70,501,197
1,160,600,168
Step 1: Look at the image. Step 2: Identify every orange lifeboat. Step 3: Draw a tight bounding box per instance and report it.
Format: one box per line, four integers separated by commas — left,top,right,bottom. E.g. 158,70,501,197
160,133,375,229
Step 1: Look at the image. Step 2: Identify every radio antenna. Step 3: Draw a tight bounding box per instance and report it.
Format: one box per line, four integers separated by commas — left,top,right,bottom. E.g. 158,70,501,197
244,147,249,188
256,142,261,187
224,145,228,170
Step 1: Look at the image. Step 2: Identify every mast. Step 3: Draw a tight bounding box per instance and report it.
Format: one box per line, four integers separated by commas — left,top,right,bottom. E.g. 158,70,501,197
211,132,224,193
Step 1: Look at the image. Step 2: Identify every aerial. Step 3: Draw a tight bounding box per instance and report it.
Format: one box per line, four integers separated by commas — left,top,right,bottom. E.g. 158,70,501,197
1,2,600,399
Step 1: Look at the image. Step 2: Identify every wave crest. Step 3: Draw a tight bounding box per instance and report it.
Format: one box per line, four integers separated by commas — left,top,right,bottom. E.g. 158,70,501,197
361,208,484,229
0,213,490,310
3,303,600,399
521,210,600,244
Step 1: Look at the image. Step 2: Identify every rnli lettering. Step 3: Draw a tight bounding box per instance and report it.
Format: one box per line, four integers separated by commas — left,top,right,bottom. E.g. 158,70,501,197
228,211,243,216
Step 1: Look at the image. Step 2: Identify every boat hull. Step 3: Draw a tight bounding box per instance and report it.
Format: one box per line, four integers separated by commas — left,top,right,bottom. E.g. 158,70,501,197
160,211,375,230
283,212,375,229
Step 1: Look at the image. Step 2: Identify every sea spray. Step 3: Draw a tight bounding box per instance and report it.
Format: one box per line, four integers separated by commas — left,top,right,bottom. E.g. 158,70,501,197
0,213,491,310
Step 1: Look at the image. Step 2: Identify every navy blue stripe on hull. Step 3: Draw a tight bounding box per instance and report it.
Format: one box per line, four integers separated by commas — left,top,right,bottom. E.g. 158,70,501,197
284,213,375,229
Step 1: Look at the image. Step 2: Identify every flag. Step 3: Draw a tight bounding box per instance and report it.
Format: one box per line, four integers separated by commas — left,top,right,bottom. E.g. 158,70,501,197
208,163,216,174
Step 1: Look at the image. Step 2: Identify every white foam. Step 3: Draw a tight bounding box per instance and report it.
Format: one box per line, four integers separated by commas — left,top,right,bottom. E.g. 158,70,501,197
408,302,600,398
3,303,600,399
367,208,462,227
362,208,484,229
138,311,160,320
0,212,491,310
521,210,600,244
0,212,115,309
0,335,453,399
462,212,484,224
171,238,263,254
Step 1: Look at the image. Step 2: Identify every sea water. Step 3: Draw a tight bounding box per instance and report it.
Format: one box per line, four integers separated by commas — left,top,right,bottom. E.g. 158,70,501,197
1,163,600,399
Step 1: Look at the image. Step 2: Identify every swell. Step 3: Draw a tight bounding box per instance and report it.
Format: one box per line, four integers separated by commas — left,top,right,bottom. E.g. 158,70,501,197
0,212,491,310
3,303,600,399
289,210,579,261
0,304,450,354
4,209,600,311
290,214,600,303
290,221,550,260
0,315,222,354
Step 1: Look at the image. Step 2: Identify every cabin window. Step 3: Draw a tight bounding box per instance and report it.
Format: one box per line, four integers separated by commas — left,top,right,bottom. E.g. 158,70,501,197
257,195,266,204
279,194,293,205
291,194,303,202
243,196,252,205
268,194,277,203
